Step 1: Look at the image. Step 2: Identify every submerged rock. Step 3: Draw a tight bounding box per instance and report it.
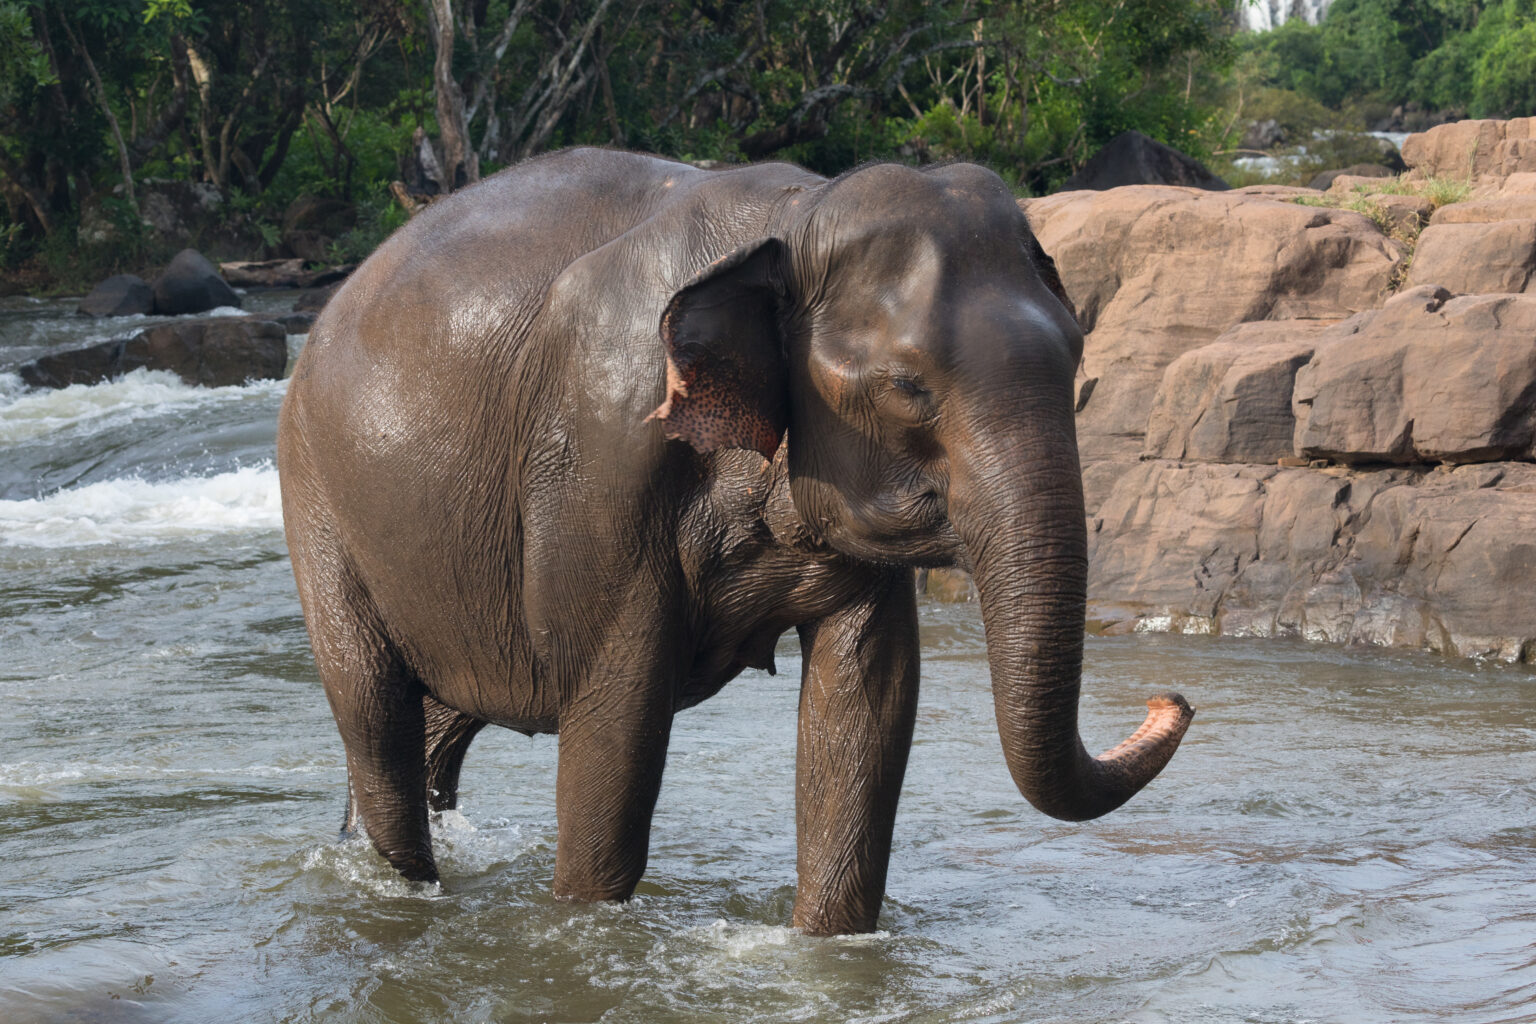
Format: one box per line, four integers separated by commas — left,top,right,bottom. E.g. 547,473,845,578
18,317,287,389
77,274,153,317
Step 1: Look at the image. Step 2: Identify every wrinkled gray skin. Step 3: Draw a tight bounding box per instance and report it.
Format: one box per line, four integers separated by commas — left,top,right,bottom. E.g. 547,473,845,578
278,148,1193,936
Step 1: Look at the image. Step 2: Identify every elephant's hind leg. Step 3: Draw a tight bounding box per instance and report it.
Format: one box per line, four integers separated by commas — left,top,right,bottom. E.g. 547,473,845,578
423,693,488,813
296,552,438,882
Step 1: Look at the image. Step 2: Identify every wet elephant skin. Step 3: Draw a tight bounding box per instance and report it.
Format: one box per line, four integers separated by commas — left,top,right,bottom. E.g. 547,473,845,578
276,148,1193,936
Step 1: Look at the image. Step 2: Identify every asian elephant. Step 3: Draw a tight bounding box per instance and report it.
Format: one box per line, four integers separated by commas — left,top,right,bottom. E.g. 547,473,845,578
276,148,1193,936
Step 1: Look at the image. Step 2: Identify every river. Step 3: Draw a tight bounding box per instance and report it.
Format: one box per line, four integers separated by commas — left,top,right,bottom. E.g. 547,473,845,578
1,294,1533,1023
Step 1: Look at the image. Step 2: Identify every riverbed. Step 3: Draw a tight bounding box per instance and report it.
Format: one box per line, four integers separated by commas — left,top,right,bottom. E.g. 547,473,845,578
1,295,1533,1023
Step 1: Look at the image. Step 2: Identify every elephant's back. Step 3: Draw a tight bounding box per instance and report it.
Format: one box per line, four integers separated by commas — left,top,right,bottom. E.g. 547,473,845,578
305,150,702,373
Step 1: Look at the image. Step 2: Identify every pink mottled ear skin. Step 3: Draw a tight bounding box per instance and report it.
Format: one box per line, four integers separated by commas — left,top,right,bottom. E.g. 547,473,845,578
647,348,783,459
646,240,787,459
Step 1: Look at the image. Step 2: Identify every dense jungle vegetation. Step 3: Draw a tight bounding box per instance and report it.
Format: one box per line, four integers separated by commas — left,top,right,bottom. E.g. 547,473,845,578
0,0,1530,289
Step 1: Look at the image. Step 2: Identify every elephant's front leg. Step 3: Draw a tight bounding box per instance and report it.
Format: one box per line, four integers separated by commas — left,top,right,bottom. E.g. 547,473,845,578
794,571,920,935
552,658,677,903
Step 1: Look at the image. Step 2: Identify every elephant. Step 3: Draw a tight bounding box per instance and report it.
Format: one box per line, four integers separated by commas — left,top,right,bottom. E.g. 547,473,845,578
276,147,1193,936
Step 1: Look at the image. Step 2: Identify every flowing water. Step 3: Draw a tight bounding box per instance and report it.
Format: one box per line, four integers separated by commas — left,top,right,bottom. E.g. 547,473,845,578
1,295,1534,1023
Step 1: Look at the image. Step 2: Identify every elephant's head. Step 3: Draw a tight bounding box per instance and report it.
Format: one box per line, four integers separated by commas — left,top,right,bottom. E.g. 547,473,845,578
650,162,1192,822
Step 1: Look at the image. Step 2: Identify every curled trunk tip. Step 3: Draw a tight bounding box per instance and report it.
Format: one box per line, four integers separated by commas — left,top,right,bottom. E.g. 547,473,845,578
1097,692,1195,766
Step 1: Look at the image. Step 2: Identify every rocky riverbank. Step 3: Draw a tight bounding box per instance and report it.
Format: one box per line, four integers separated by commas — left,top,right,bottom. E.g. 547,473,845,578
943,116,1536,665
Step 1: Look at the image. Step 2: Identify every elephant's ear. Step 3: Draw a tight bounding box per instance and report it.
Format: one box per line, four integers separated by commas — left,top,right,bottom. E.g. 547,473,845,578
647,238,789,459
1025,231,1078,327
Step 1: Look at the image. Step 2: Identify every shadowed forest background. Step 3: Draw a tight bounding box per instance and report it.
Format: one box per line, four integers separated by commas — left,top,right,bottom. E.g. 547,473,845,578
1,0,1532,291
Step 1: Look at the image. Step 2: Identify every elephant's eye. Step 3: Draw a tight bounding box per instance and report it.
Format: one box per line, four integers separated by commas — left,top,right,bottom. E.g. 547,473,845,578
891,376,928,398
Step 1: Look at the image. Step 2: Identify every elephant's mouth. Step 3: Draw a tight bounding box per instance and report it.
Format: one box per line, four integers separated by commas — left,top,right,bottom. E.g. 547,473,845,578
813,491,965,568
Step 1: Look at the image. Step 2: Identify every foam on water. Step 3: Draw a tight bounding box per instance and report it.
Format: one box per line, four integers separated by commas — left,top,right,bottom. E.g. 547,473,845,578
0,463,282,547
0,368,285,444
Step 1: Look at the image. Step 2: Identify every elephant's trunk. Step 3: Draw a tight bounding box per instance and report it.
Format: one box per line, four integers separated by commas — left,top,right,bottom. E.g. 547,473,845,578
949,394,1193,822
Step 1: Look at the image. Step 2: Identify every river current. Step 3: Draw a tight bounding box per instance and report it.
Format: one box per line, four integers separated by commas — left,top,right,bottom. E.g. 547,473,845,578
1,295,1533,1023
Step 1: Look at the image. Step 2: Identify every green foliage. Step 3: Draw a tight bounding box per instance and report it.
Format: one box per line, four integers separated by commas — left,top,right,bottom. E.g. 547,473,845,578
0,0,1246,283
1471,14,1536,117
1241,0,1536,117
0,3,54,104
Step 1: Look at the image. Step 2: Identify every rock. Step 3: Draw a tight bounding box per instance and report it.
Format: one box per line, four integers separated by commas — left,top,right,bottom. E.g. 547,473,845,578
17,317,287,389
1365,193,1433,234
275,311,318,334
1143,321,1332,463
1230,185,1321,199
1402,117,1536,183
1405,220,1536,294
138,180,225,242
1309,164,1395,191
1324,174,1398,196
77,274,153,317
1022,187,1403,460
293,282,342,312
1240,118,1285,151
1085,458,1536,661
1293,288,1536,464
1060,131,1229,192
1429,196,1536,224
151,249,241,315
1500,172,1536,196
1089,461,1271,619
78,180,228,251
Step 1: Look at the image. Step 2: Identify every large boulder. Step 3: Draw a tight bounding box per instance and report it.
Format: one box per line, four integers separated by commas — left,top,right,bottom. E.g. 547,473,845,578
1022,187,1403,461
1293,287,1536,465
17,317,287,389
1429,196,1536,224
1143,320,1331,463
1405,220,1536,294
151,249,241,315
1085,458,1536,661
1060,131,1229,192
1402,117,1536,183
77,274,153,317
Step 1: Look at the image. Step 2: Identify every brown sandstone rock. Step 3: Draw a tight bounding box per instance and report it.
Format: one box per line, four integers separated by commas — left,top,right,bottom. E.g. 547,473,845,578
1311,164,1395,191
1500,172,1536,196
1405,220,1536,293
1326,173,1400,195
1230,185,1320,199
1429,196,1536,224
1368,193,1434,234
1143,321,1331,463
1293,288,1536,465
1084,458,1536,661
1022,188,1403,461
1401,117,1536,182
1088,461,1272,617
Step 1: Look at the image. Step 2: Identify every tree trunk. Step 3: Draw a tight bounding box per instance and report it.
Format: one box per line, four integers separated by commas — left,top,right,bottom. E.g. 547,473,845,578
428,0,478,190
